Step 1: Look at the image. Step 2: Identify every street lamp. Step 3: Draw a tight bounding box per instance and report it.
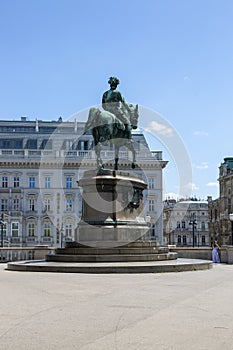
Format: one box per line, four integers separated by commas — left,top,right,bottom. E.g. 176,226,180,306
229,213,233,245
0,213,6,248
60,224,64,248
189,213,197,248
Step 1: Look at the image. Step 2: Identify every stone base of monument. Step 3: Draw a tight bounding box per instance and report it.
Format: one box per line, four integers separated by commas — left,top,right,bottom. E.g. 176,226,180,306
45,169,179,264
76,223,149,248
46,241,177,263
76,169,150,247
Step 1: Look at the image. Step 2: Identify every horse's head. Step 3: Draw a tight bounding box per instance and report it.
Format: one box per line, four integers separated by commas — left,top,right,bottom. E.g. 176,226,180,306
128,104,139,130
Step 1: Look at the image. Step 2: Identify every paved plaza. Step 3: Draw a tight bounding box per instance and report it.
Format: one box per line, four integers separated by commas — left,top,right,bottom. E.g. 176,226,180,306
0,263,233,350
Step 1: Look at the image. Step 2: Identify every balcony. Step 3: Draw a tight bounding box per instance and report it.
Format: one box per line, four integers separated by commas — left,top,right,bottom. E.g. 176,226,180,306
0,149,163,161
25,236,37,243
11,237,21,243
42,237,53,243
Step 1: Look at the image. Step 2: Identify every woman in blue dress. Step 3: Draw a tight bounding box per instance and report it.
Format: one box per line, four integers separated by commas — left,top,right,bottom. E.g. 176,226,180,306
212,241,220,263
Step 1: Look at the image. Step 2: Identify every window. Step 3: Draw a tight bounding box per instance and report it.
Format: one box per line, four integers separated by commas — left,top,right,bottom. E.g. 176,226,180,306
148,199,155,212
183,235,187,245
45,177,51,188
66,198,73,212
29,177,35,188
1,199,8,211
151,224,155,237
202,235,206,245
182,221,186,229
78,140,88,150
43,222,51,237
40,139,52,150
28,223,35,237
177,221,180,229
2,176,8,188
26,139,37,149
13,199,20,211
148,178,155,189
0,139,23,149
201,222,205,230
11,222,19,237
14,177,20,188
2,223,7,237
177,235,181,245
65,223,72,238
44,198,51,212
66,177,73,189
29,198,35,211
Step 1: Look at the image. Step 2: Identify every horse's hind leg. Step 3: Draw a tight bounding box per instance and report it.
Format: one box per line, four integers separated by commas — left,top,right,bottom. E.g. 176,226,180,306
95,143,104,170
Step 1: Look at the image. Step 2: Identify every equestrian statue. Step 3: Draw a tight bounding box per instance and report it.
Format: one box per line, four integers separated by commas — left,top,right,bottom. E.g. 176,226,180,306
84,77,139,170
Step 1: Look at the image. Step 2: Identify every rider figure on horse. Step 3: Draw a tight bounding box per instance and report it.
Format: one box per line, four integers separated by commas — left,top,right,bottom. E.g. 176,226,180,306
102,77,132,139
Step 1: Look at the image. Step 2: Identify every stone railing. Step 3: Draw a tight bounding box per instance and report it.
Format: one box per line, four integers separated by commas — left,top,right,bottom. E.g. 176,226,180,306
0,246,55,262
0,149,162,161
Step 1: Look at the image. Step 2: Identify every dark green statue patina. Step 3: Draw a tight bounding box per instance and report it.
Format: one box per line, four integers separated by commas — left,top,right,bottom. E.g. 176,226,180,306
102,76,132,138
84,77,139,170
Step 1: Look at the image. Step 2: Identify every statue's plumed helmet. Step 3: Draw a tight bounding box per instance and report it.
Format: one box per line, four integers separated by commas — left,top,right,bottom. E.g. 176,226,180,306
108,76,120,86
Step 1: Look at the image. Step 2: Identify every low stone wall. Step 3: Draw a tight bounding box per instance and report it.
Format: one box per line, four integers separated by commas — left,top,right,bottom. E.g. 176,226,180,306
169,247,212,261
219,246,233,264
0,246,55,262
169,245,233,264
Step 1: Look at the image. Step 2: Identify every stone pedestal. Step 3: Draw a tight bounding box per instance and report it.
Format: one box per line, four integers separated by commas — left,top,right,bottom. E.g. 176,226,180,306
77,169,149,247
45,169,178,266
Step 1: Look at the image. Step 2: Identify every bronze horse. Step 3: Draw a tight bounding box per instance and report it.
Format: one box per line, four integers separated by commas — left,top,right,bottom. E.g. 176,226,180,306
84,103,139,170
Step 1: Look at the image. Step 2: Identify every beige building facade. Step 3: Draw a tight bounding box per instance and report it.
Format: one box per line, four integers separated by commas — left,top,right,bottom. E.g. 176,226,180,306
163,198,209,246
0,117,167,247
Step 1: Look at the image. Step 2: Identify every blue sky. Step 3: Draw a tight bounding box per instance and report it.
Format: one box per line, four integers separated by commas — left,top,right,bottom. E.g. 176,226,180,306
1,0,233,200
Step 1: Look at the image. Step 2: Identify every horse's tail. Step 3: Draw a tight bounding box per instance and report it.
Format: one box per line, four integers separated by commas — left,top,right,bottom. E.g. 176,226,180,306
84,107,99,133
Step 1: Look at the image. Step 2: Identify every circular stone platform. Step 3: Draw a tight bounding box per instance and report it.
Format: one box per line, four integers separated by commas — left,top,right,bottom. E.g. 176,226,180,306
6,258,212,274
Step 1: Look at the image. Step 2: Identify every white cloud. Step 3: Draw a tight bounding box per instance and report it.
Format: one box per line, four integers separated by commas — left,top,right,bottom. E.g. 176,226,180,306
193,130,209,137
145,121,173,137
194,162,209,170
184,182,199,191
206,182,218,187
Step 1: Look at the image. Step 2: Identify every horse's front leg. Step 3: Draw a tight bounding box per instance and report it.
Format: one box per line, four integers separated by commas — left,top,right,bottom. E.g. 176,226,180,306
127,141,136,169
131,148,136,169
114,145,119,170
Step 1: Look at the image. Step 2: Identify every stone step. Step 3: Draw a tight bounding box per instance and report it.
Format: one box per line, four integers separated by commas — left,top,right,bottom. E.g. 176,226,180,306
55,246,169,255
6,258,213,274
46,252,177,263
